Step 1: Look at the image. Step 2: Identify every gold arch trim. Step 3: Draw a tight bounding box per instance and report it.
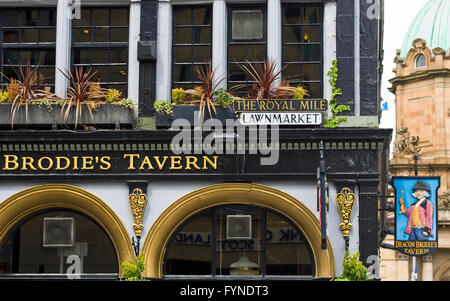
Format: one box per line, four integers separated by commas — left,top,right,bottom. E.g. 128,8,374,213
0,184,133,270
142,183,335,278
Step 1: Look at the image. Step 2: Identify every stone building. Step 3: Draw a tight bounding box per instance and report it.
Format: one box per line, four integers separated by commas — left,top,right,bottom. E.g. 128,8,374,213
380,0,450,281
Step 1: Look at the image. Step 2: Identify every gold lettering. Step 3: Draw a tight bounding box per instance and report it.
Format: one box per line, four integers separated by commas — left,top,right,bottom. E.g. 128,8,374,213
282,101,289,110
320,99,326,110
139,156,154,170
72,156,79,170
185,156,201,170
56,156,70,170
124,154,140,170
82,156,94,170
170,156,183,170
266,101,275,111
37,157,53,170
100,156,111,170
242,101,250,111
154,156,168,169
203,156,218,170
259,100,266,111
290,101,295,110
21,157,37,170
300,101,309,111
3,155,19,171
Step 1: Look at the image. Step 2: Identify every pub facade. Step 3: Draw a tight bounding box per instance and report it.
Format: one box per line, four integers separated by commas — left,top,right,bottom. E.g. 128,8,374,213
0,0,391,280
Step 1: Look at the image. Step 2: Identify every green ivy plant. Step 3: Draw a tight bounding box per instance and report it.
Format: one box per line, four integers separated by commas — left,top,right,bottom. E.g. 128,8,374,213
153,100,173,115
120,253,148,281
324,60,350,128
332,250,370,281
213,88,235,107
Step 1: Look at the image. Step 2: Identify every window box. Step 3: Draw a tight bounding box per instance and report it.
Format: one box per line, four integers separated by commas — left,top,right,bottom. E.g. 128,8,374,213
155,112,173,129
0,103,134,130
171,105,236,127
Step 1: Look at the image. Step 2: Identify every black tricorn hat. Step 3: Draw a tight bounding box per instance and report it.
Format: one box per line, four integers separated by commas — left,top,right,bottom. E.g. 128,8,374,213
413,180,431,192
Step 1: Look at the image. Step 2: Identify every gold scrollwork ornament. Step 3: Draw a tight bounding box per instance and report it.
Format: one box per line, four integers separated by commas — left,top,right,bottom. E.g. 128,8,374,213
129,188,148,237
336,187,356,237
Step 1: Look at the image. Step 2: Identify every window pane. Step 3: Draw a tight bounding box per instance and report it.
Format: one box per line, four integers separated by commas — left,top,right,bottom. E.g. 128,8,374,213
111,8,128,26
39,28,56,43
303,44,320,61
2,10,22,27
25,9,39,26
3,50,20,65
73,49,90,64
303,64,321,81
39,67,55,85
174,64,193,82
111,28,128,42
175,27,192,44
109,49,127,64
91,49,108,64
304,7,320,24
302,26,320,43
165,209,212,275
247,45,265,62
92,8,109,26
193,7,211,25
92,66,109,83
174,8,192,25
193,27,211,44
284,7,301,24
283,26,301,43
232,10,263,40
73,28,91,43
302,82,321,98
73,8,90,27
38,9,56,26
3,30,20,43
283,63,301,82
92,28,109,42
216,206,262,276
266,212,313,275
193,46,211,63
174,46,192,63
22,29,38,43
284,45,301,62
110,65,127,82
229,45,247,62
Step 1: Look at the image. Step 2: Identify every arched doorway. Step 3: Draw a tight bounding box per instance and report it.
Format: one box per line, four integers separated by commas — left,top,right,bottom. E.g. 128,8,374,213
0,184,133,277
142,183,335,278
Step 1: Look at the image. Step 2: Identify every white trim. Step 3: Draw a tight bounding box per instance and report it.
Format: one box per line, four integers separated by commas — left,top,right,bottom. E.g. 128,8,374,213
267,0,282,88
128,0,141,114
156,0,172,102
323,0,336,118
212,0,227,89
55,0,72,98
354,0,360,116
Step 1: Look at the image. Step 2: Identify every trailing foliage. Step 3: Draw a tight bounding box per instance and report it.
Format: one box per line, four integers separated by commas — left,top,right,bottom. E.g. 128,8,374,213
106,88,123,103
120,253,148,281
324,60,350,128
153,100,173,115
332,250,370,281
213,88,235,107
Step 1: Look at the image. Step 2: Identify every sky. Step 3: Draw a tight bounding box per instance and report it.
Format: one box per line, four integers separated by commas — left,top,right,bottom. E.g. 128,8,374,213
379,0,430,129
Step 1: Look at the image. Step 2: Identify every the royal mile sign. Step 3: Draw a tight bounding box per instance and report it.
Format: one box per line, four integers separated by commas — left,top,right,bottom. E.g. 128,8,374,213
232,99,327,126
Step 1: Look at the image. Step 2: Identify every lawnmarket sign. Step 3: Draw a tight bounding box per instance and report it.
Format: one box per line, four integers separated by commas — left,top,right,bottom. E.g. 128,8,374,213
233,99,327,126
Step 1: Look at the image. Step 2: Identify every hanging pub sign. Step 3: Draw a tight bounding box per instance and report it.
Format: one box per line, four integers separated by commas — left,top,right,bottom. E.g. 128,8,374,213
233,99,327,126
392,176,440,256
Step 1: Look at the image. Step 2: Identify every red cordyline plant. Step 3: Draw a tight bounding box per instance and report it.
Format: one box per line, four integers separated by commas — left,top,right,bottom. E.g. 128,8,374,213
59,66,97,129
184,60,228,125
8,61,39,128
238,58,298,99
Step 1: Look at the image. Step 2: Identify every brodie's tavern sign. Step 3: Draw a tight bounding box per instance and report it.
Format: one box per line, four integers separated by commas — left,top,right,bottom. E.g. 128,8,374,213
233,99,327,125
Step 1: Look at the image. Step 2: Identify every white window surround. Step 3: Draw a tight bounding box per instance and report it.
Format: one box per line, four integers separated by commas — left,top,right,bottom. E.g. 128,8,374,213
157,0,336,104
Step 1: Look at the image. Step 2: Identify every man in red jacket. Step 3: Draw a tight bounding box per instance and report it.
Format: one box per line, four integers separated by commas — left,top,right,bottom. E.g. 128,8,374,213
399,180,434,241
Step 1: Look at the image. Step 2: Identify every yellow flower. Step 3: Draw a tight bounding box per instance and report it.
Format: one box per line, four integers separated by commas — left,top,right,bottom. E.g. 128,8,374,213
106,89,123,103
293,86,309,100
171,88,186,105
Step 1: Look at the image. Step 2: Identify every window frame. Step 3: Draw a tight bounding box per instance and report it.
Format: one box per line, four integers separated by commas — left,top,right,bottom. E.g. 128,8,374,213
171,4,213,90
162,204,316,279
0,7,57,91
71,6,130,93
281,3,323,98
227,4,268,93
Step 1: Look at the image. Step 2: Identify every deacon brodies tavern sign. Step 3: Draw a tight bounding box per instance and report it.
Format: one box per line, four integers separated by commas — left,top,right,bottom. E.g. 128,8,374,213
233,99,328,125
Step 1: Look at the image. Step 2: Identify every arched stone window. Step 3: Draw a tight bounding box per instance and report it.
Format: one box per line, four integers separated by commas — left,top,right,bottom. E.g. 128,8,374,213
415,53,426,68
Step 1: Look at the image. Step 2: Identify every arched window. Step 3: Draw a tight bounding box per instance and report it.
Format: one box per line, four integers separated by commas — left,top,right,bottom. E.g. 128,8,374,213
0,210,118,275
163,204,315,278
415,54,426,68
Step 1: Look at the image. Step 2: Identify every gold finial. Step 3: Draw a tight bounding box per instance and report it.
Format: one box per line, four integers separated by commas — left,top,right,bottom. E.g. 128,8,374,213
129,188,148,237
336,187,356,238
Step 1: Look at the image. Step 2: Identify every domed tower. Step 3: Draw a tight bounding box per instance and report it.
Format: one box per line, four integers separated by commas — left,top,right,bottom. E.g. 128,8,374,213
383,0,450,281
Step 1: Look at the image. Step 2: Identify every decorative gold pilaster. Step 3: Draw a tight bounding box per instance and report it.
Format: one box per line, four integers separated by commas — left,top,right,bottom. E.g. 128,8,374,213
129,188,148,237
336,188,356,239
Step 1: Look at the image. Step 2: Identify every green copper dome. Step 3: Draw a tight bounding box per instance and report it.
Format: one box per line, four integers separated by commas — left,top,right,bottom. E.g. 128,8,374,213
400,0,450,58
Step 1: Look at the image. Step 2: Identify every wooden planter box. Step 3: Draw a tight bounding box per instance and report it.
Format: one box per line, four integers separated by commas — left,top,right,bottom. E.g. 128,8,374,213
0,103,135,129
172,105,236,127
155,112,173,129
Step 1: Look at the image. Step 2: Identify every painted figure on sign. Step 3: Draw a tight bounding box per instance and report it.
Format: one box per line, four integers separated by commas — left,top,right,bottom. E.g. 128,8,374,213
399,180,433,241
